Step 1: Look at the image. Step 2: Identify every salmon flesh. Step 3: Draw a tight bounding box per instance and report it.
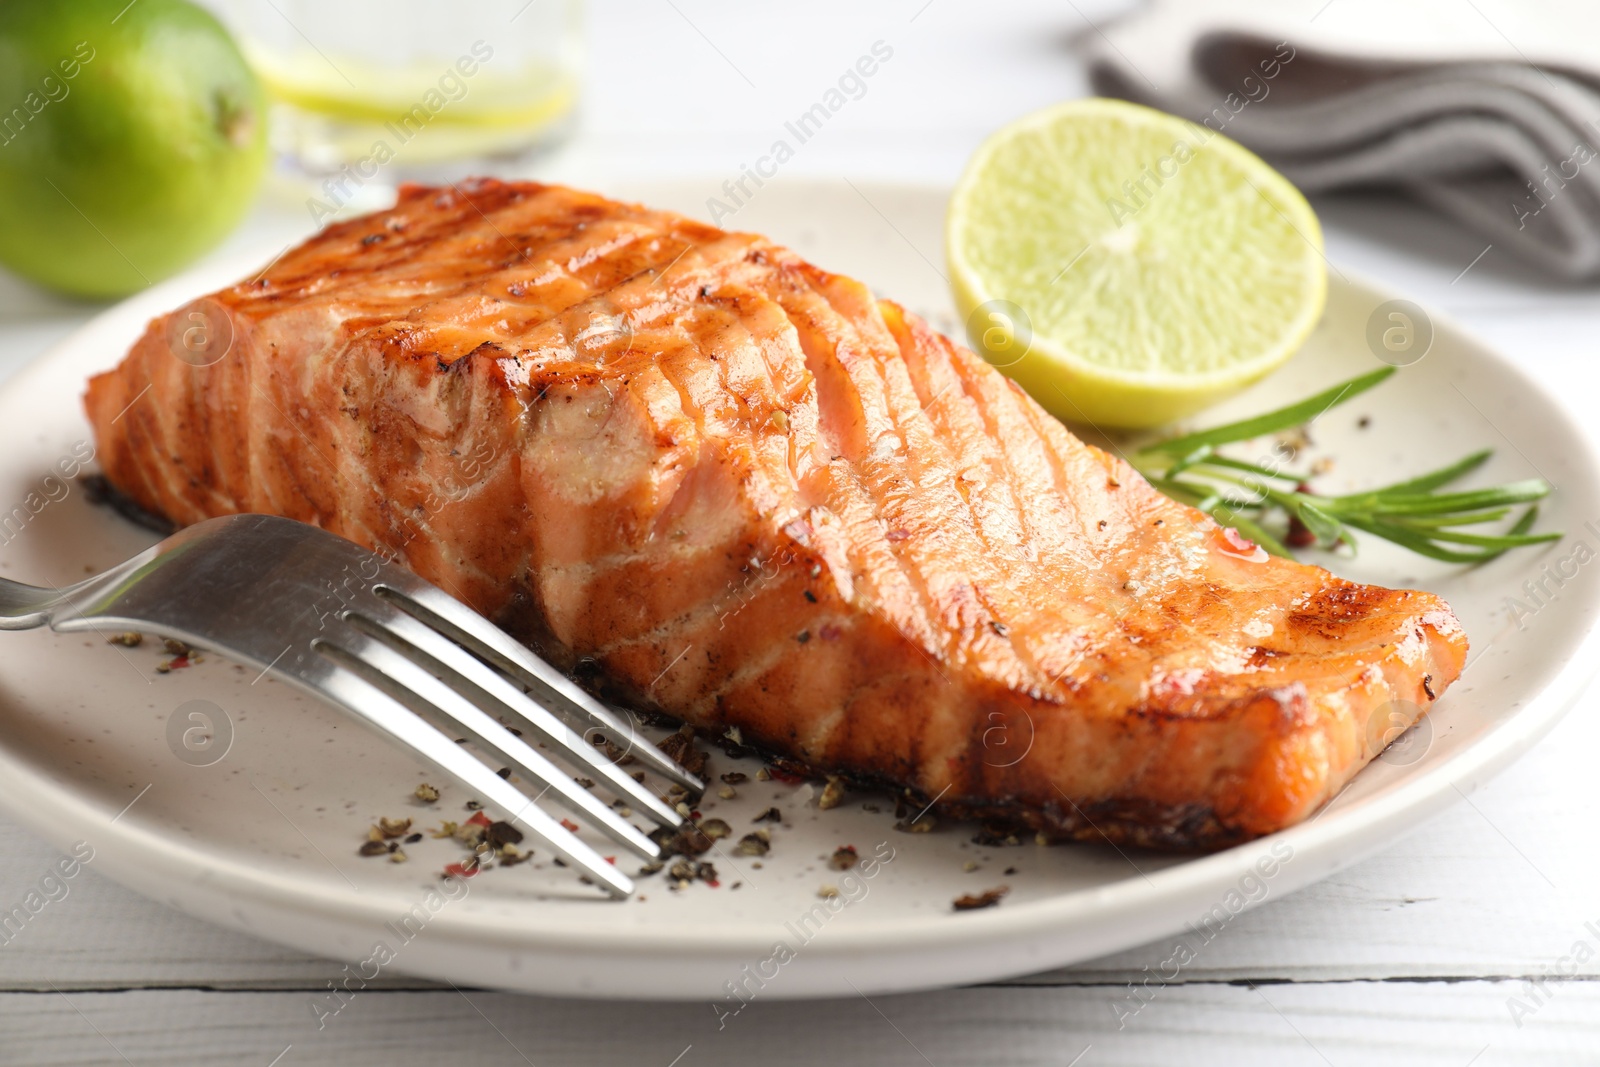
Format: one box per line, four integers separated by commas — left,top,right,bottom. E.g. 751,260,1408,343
84,179,1466,848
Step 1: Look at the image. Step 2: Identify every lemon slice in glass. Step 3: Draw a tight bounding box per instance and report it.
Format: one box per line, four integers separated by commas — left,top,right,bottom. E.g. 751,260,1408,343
947,98,1327,430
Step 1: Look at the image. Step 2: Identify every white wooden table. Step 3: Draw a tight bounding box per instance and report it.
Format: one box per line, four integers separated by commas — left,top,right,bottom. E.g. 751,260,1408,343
2,2,1598,1062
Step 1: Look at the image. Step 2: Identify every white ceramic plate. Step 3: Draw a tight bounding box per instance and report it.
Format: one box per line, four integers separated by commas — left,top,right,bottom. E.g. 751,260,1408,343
0,180,1596,1001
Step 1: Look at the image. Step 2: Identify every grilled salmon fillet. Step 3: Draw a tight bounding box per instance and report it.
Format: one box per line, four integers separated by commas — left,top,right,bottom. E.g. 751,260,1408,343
84,179,1466,848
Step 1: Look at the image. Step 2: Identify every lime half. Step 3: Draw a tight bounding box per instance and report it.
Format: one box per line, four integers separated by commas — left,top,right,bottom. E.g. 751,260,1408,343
947,98,1327,430
0,0,267,298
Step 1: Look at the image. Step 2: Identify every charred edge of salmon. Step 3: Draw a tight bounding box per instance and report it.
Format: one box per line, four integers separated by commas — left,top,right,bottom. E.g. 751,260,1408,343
935,794,1243,851
800,757,1249,851
677,714,1246,851
82,473,177,535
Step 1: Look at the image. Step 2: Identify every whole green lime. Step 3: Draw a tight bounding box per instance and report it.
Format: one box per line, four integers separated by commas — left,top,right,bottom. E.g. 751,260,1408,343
0,0,268,298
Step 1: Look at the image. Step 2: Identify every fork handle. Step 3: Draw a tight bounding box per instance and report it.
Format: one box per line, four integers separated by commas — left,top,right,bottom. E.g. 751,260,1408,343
0,577,57,631
0,549,156,631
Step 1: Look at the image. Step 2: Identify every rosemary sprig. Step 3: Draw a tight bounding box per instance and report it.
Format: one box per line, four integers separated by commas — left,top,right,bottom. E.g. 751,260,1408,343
1130,367,1561,562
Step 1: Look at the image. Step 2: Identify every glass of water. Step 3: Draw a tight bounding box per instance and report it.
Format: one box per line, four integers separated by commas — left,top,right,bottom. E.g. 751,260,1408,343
200,0,583,188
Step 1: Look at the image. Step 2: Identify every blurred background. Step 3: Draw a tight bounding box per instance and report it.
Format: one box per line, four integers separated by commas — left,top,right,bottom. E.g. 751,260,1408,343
5,0,1594,376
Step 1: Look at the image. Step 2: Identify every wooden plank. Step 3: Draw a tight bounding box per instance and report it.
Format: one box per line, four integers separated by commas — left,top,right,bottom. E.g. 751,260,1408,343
0,982,1594,1066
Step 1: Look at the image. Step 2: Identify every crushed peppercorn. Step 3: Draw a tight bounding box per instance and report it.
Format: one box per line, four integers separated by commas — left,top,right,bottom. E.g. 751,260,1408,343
734,831,770,857
657,724,709,777
375,816,412,838
953,886,1009,911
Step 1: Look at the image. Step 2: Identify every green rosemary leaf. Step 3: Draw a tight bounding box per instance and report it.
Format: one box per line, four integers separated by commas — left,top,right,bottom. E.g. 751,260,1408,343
1402,527,1562,549
1201,454,1302,482
1396,507,1513,528
1334,448,1494,500
1138,367,1395,456
1144,476,1204,506
1165,444,1214,478
1357,479,1550,516
1394,504,1550,554
1341,517,1505,564
1145,474,1289,554
1294,499,1344,546
1507,503,1542,537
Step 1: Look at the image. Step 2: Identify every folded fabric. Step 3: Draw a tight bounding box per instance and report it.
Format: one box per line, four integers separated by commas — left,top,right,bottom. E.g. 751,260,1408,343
1082,0,1600,278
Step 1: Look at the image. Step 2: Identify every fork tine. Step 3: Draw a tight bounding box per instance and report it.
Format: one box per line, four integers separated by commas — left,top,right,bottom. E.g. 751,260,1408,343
322,632,662,862
373,583,704,794
305,652,635,898
347,607,685,830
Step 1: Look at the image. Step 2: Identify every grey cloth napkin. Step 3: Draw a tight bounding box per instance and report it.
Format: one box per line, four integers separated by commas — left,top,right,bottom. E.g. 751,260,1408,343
1083,0,1600,278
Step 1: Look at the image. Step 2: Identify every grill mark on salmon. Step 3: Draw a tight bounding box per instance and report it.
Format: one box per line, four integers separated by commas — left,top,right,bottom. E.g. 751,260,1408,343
84,178,1468,848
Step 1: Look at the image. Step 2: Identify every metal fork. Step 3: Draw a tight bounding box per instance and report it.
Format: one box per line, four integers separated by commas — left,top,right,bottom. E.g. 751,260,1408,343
0,513,703,899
